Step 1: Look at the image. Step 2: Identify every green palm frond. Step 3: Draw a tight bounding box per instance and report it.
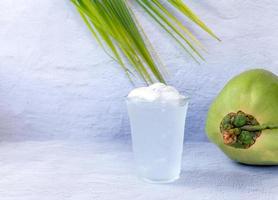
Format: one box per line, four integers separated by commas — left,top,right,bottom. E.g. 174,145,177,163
71,0,166,84
168,0,220,41
136,0,219,61
71,0,219,84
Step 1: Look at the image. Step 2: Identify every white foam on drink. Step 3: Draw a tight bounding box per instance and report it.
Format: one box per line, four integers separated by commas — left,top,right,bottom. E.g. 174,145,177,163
127,83,186,105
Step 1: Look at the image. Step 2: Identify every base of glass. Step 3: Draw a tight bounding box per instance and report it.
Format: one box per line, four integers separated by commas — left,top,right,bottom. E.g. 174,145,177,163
140,175,180,184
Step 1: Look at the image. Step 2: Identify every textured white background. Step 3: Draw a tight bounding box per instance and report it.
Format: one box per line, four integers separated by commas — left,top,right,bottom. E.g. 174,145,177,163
1,1,278,199
1,0,278,141
1,141,277,200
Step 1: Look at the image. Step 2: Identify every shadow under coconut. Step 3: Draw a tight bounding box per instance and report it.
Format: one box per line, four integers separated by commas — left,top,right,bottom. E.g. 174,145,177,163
173,162,278,190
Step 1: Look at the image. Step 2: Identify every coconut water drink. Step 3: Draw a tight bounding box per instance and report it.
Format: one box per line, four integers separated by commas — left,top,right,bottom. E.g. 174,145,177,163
127,83,189,183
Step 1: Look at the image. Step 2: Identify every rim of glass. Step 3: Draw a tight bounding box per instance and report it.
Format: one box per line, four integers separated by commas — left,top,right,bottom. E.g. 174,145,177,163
125,95,190,105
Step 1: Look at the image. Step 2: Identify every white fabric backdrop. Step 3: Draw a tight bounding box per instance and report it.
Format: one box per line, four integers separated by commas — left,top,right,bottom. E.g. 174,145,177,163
0,0,278,141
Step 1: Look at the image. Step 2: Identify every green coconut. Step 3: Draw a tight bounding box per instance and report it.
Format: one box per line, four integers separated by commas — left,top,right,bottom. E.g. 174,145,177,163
206,69,278,165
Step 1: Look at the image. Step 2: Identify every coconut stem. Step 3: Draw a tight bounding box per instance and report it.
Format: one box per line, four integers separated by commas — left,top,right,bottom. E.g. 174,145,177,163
241,124,278,132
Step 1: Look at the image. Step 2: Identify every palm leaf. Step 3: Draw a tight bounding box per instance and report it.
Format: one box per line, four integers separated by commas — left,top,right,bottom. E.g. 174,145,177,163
72,0,166,84
136,0,219,61
71,0,219,84
168,0,220,41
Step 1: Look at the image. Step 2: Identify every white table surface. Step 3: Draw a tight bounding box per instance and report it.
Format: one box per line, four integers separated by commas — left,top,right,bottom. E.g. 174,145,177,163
0,140,277,200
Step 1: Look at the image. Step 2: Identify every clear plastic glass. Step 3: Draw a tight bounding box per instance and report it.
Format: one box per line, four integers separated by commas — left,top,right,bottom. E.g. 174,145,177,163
127,97,189,183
